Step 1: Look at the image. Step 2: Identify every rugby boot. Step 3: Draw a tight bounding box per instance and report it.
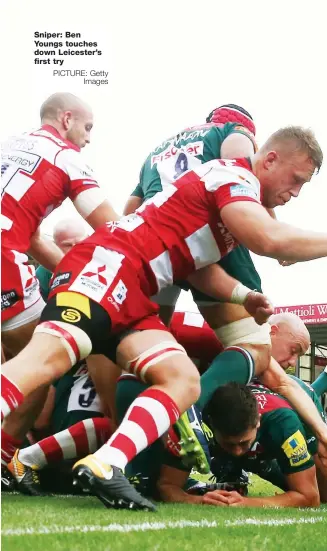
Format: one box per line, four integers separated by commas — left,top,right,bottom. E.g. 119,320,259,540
73,455,157,511
7,450,46,496
174,405,211,474
1,465,16,492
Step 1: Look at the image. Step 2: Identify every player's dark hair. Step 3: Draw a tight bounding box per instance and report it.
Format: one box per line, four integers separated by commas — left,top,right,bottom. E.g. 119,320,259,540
206,382,259,436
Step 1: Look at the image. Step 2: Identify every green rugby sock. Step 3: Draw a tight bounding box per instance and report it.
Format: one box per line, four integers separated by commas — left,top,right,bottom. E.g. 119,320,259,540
312,368,327,397
196,347,255,411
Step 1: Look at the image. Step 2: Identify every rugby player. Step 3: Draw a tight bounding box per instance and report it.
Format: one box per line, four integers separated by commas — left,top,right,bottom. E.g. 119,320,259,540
1,92,119,357
122,105,317,470
36,219,88,301
119,379,327,507
7,314,325,504
1,93,119,472
2,126,327,511
6,312,220,495
124,104,260,326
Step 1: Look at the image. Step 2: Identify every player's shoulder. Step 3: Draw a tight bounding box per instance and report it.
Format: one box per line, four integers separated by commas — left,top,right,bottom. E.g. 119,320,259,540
195,157,259,192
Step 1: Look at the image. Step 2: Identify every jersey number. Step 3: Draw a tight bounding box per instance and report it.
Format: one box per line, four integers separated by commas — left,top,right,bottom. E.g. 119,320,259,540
173,152,189,179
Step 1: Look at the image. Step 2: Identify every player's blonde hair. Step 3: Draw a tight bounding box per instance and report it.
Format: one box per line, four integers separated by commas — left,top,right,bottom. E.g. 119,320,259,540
260,126,323,173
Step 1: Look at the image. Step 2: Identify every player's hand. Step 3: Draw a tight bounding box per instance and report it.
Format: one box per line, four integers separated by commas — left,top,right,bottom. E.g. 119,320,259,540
201,489,230,506
226,491,246,506
278,259,297,267
243,291,274,325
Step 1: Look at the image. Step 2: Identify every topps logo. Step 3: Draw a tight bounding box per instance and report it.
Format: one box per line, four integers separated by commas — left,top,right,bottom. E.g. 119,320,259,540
51,272,71,289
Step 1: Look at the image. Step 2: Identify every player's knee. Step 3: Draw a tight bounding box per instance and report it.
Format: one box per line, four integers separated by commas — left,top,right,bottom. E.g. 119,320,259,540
35,320,92,369
184,370,201,404
125,340,189,382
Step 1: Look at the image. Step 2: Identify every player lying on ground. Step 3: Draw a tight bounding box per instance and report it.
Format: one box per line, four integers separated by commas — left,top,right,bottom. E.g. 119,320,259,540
177,311,313,472
2,126,327,512
13,373,325,508
113,378,327,508
207,376,327,500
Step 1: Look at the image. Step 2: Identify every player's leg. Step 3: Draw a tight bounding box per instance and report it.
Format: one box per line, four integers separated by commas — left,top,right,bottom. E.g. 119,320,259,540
115,375,167,497
1,386,50,467
1,330,81,421
8,368,112,495
2,313,43,358
73,327,200,510
151,285,182,326
1,249,45,358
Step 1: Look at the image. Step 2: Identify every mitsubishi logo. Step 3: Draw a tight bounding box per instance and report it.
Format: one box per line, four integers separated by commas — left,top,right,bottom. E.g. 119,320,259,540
82,265,107,285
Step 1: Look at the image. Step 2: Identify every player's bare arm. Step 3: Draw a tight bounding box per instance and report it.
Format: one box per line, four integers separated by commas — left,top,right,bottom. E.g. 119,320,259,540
228,466,319,508
260,358,327,464
157,464,229,506
85,199,121,228
221,201,327,261
187,265,273,325
314,455,327,503
123,196,143,215
28,228,64,272
220,132,256,159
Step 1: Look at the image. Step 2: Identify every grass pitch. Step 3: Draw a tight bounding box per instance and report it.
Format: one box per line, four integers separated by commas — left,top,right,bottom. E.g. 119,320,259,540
2,476,326,551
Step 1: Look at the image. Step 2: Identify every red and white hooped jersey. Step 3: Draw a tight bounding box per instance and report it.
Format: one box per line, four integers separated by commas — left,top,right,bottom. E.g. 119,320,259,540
1,125,104,253
170,311,223,372
56,159,260,305
76,158,261,297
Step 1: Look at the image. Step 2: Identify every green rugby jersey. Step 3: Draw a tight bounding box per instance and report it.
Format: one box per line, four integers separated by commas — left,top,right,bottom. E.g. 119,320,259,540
132,122,256,202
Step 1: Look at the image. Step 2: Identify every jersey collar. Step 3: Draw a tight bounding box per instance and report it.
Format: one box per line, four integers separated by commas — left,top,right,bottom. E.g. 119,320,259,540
40,125,81,152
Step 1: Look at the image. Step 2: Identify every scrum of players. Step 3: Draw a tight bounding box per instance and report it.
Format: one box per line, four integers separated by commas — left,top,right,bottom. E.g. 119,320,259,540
1,93,327,511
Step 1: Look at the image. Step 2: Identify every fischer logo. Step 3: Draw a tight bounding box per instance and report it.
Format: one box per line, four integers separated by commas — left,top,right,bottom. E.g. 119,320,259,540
151,141,204,167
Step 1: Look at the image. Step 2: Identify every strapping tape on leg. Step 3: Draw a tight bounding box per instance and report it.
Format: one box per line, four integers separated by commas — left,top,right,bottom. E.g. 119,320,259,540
35,321,92,366
126,341,186,382
215,318,271,347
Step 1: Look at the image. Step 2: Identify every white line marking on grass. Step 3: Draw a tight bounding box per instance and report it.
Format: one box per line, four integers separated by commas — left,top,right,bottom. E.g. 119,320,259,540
226,517,325,527
2,517,326,537
2,520,218,536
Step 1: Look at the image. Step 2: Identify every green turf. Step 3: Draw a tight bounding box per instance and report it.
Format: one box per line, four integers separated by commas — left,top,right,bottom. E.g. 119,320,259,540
2,476,326,551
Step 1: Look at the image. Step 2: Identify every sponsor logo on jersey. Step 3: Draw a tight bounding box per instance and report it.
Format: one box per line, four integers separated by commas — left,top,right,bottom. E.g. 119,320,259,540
151,141,204,167
61,308,82,323
111,279,127,305
50,271,72,290
2,151,41,174
282,430,310,467
69,248,125,303
1,289,19,311
230,184,257,199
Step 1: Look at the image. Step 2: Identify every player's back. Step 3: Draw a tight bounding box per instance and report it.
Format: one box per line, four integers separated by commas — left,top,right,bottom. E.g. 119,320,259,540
138,122,256,202
1,125,92,252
